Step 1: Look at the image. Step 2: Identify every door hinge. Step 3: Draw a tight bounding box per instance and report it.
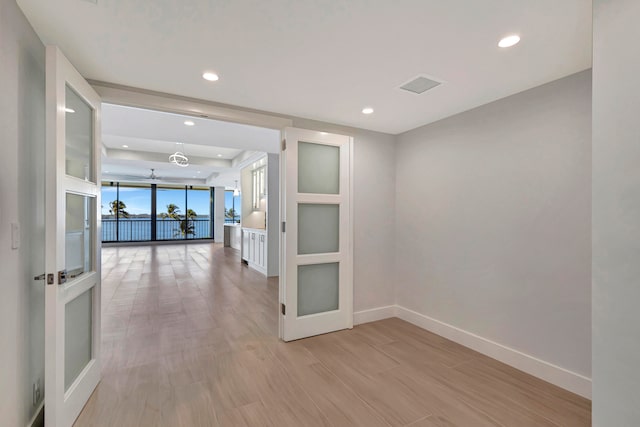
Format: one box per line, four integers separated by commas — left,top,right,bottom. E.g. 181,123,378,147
281,303,286,315
282,221,286,233
33,380,41,406
281,139,286,151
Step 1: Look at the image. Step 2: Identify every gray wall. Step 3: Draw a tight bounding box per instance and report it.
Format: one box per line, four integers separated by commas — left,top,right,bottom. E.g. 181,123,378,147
0,0,46,426
593,1,640,424
395,71,592,378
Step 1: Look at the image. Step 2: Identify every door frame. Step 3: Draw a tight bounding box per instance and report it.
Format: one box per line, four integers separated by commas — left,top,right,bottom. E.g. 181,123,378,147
89,81,355,340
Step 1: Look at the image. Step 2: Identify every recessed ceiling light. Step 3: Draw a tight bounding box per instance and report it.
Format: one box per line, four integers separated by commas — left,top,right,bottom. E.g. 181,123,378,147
122,145,128,148
362,107,374,115
498,35,520,48
217,154,223,157
184,120,195,126
197,171,201,174
320,132,328,135
65,107,75,113
202,72,219,81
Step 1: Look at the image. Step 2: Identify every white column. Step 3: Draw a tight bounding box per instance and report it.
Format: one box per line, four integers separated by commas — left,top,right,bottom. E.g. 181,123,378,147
213,187,225,242
266,153,280,276
593,0,640,423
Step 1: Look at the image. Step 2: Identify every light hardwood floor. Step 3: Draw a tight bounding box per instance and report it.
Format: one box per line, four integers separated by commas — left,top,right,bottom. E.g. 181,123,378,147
75,243,591,426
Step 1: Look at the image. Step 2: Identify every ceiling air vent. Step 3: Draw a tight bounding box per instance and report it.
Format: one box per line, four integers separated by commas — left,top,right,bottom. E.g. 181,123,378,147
399,76,442,94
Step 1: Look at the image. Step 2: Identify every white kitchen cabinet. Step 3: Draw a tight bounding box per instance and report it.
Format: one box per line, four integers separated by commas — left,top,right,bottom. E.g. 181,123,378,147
240,153,279,277
241,227,267,275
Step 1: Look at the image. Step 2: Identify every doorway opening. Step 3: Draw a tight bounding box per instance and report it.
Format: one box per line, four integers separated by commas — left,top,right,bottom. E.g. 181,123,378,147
99,103,283,359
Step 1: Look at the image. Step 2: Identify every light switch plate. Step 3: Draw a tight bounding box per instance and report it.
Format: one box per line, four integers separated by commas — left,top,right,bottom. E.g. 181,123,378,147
11,222,20,249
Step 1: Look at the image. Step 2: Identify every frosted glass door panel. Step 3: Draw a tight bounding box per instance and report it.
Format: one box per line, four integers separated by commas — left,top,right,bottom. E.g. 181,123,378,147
64,289,93,391
298,263,339,316
298,142,339,194
66,193,93,276
298,204,339,255
65,85,94,181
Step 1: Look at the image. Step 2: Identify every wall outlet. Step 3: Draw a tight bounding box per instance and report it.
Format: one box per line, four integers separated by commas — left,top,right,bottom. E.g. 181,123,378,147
33,380,41,406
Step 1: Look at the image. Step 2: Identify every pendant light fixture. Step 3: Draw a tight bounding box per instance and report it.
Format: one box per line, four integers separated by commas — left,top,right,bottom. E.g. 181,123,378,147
233,180,240,196
169,142,189,167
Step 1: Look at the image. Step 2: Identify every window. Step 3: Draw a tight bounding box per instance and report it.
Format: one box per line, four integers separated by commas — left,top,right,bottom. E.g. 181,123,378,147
156,186,187,241
101,182,152,242
101,182,214,242
117,184,151,241
225,190,241,224
186,187,212,239
101,184,118,241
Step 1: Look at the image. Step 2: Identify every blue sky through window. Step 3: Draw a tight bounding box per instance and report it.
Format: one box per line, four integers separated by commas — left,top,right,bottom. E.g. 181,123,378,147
101,185,213,217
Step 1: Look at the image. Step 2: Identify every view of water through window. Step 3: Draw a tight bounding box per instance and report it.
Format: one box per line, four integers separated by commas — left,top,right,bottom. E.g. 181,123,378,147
101,183,214,242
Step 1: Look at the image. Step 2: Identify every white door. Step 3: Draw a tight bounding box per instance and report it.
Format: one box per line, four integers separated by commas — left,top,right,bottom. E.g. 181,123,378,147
282,128,353,341
44,46,102,427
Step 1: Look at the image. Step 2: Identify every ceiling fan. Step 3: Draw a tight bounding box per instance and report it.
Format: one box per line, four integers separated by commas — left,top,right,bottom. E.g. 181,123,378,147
104,168,162,182
102,168,217,184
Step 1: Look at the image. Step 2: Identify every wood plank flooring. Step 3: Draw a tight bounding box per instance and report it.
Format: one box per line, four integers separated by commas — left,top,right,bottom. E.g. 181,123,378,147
75,243,591,426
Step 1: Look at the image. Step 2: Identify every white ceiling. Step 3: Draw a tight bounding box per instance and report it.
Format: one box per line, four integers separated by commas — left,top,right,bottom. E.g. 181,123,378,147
17,0,591,134
102,104,280,154
100,104,279,187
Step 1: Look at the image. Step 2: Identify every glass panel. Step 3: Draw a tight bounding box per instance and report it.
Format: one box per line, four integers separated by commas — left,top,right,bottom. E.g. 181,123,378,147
298,263,339,316
65,289,93,391
298,204,339,254
298,141,339,194
117,184,151,241
187,187,212,239
65,85,93,181
252,166,266,210
100,183,117,242
66,193,93,276
156,186,187,240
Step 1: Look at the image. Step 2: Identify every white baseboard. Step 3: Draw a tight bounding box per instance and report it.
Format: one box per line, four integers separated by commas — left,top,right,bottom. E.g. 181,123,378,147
353,305,396,325
394,305,592,400
353,304,591,399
